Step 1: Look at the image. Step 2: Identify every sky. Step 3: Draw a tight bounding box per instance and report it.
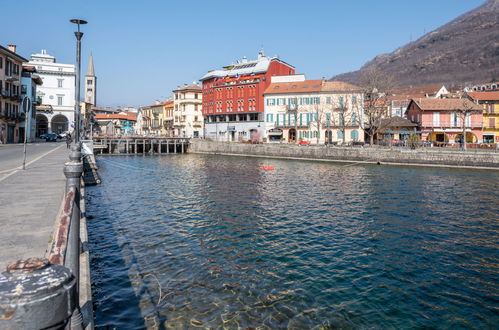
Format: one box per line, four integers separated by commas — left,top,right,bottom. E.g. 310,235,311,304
0,0,484,108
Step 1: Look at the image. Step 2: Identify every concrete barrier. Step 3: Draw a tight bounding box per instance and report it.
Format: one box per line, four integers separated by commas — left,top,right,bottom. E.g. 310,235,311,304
189,140,499,169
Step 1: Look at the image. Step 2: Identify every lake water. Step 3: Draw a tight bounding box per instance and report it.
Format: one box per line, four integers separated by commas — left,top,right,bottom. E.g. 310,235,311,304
86,154,499,329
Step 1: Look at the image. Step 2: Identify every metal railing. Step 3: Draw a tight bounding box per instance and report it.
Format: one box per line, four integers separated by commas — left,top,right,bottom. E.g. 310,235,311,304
0,144,85,329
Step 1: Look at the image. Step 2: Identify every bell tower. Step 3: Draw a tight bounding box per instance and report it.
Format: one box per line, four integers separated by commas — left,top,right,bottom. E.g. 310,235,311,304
85,53,97,105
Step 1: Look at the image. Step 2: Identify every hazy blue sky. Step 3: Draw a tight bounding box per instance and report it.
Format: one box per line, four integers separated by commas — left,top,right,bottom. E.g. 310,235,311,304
0,0,483,107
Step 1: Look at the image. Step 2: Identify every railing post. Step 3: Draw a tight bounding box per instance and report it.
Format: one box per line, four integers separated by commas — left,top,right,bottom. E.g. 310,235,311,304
63,144,84,330
0,258,77,329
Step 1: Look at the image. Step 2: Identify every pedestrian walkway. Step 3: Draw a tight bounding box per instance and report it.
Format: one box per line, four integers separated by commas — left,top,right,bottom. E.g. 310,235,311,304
0,144,69,271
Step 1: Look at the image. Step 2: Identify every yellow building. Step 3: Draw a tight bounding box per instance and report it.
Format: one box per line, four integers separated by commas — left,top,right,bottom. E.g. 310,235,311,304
467,91,499,144
140,100,174,136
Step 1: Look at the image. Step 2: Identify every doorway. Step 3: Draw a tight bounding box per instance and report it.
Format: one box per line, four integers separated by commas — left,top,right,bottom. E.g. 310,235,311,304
289,128,296,143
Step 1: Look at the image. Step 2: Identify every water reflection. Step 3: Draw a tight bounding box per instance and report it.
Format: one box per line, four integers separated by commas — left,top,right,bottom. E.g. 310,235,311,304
87,155,499,329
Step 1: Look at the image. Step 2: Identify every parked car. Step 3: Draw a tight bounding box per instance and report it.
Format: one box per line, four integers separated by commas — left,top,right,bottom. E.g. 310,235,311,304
58,131,70,139
39,133,48,140
45,133,58,142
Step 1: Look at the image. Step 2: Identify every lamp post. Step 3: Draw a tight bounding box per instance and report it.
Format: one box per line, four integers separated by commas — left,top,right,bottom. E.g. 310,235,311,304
70,19,87,144
21,96,32,170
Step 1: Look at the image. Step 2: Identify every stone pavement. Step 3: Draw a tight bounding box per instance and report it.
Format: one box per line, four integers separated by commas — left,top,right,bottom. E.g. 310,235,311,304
0,143,70,271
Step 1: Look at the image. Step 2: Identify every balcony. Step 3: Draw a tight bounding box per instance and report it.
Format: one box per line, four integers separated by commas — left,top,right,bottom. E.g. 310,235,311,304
10,94,21,102
0,89,10,98
421,120,483,129
192,121,203,127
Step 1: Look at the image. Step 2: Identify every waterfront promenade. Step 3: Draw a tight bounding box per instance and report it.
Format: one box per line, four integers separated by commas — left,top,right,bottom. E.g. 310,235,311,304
0,142,68,270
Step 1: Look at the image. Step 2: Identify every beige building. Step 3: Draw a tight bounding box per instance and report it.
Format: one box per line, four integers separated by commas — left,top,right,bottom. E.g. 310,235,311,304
0,45,28,144
173,84,203,137
263,75,364,144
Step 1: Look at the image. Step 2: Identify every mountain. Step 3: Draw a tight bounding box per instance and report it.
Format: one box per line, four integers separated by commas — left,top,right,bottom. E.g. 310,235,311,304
332,0,499,88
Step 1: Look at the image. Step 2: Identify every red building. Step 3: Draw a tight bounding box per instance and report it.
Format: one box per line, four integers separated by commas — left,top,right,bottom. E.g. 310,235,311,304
200,51,295,141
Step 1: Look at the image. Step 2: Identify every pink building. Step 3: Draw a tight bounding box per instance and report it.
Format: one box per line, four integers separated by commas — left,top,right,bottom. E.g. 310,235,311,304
406,98,483,144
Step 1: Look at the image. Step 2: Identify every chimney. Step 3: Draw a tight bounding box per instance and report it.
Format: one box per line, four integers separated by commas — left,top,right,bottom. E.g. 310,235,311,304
7,45,16,53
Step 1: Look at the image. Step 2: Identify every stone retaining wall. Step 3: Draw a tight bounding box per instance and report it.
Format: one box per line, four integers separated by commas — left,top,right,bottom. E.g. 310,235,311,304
189,140,499,169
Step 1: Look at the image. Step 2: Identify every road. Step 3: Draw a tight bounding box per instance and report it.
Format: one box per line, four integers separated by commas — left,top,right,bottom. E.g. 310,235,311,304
0,141,67,180
0,142,70,270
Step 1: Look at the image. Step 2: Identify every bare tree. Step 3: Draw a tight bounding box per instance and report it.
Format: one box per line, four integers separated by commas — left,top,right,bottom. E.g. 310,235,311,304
454,99,481,150
310,101,329,144
360,67,395,145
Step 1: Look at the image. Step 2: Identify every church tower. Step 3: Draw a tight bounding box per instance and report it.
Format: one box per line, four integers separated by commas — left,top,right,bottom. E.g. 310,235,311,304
85,53,97,105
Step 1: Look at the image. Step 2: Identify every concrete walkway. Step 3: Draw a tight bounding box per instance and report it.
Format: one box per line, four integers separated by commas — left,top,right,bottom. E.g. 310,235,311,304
0,143,69,271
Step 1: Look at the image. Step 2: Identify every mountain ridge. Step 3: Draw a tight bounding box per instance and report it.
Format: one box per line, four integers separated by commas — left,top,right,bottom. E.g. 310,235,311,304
332,0,499,88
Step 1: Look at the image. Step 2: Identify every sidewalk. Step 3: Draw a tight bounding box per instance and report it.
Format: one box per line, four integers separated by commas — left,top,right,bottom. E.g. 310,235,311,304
0,144,69,271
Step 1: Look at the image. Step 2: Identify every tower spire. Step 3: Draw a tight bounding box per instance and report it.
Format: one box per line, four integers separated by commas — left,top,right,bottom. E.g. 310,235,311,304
87,53,95,76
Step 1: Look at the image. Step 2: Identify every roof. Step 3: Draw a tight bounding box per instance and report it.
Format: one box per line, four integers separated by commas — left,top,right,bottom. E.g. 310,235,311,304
142,100,174,109
87,53,95,76
466,91,499,101
264,80,361,95
0,45,28,62
264,80,323,94
95,113,137,121
390,85,445,96
322,81,361,92
410,98,482,111
379,116,417,127
200,53,294,81
173,84,201,92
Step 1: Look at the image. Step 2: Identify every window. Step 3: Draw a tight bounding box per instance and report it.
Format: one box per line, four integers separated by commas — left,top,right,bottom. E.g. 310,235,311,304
57,96,63,106
0,57,2,69
87,80,92,85
352,96,357,104
195,93,198,99
326,97,331,104
351,130,359,140
337,130,344,139
57,79,63,88
351,112,357,126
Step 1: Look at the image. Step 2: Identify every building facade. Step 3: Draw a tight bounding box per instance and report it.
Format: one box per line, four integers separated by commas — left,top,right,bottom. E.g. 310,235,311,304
84,54,97,106
95,113,137,136
200,52,294,141
173,84,203,138
263,76,364,144
466,91,499,144
0,45,28,144
27,50,75,136
406,98,483,144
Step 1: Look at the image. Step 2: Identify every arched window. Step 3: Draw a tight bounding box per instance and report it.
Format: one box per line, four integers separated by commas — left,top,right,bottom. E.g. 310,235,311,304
351,130,359,140
337,130,344,139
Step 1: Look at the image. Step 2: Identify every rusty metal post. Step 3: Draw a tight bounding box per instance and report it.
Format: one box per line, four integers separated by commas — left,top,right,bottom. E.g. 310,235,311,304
63,160,83,330
0,258,77,329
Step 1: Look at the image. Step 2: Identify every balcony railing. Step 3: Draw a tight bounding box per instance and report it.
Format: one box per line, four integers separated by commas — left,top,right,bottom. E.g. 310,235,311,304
421,120,483,128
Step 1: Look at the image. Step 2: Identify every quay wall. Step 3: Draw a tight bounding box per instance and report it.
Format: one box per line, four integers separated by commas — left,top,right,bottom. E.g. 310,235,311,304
189,140,499,169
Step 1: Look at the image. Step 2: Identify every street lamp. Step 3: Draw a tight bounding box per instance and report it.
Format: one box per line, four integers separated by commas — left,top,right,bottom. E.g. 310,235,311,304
70,19,87,143
21,96,32,170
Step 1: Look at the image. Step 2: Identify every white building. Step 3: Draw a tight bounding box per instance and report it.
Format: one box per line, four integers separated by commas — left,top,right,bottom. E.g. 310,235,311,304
173,84,203,138
27,50,75,136
263,75,364,144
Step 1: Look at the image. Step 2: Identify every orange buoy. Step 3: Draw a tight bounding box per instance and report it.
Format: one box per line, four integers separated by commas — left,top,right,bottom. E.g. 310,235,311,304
260,166,275,170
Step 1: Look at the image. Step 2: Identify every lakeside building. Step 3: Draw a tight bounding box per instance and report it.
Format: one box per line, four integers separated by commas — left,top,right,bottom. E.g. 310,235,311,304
387,85,449,117
200,52,294,141
466,91,499,144
21,65,43,142
173,84,203,138
0,45,28,144
406,98,483,144
140,100,174,136
95,113,137,136
27,49,75,136
263,75,364,144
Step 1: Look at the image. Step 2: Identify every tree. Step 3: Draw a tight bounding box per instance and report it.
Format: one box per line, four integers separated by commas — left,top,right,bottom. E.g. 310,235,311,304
310,101,329,144
454,99,481,150
360,67,394,145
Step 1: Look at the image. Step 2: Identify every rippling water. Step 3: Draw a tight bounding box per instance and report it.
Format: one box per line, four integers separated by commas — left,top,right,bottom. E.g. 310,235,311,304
86,154,499,329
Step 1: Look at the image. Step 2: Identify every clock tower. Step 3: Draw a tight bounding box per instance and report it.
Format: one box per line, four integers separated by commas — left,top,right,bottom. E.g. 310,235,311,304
85,53,97,105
